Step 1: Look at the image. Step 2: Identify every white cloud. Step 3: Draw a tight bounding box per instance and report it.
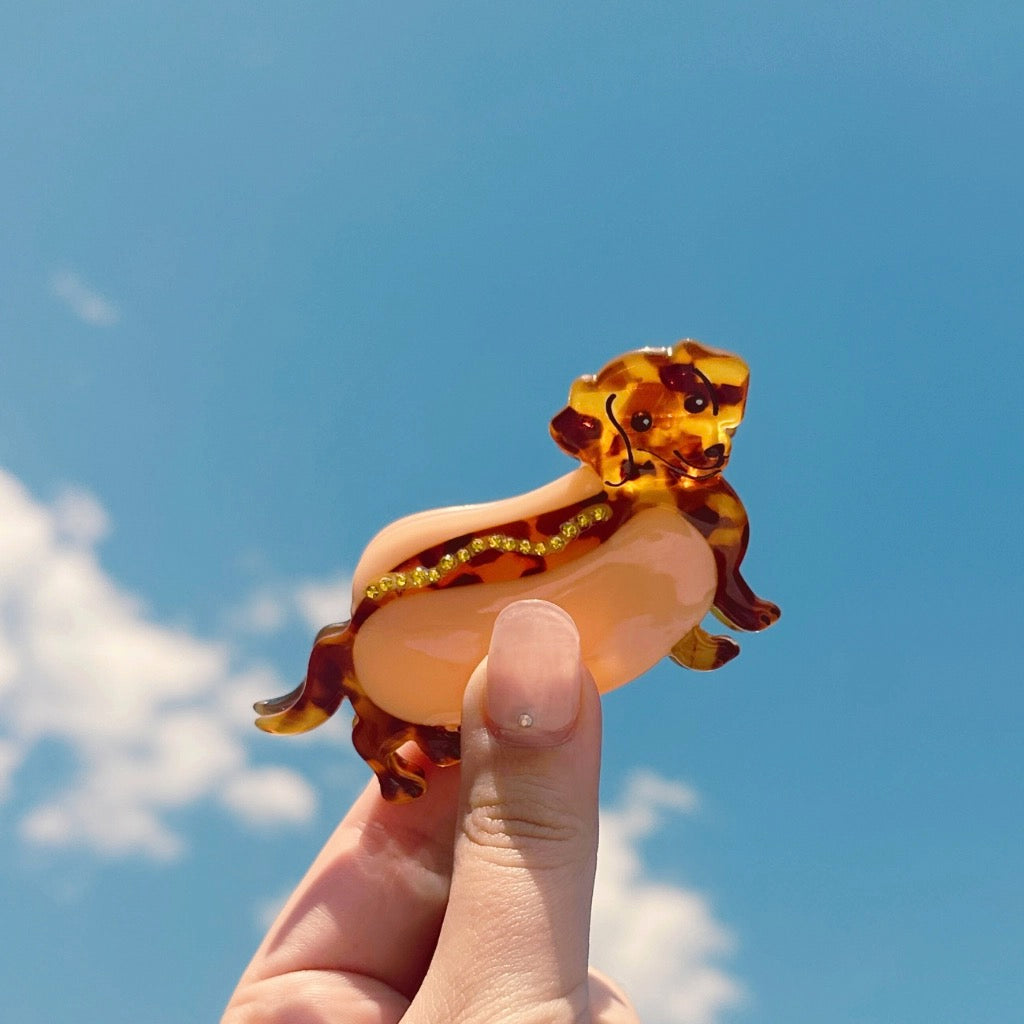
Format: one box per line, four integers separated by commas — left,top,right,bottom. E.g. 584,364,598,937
50,270,121,327
0,469,316,860
0,738,21,800
223,573,352,638
52,487,110,546
294,574,352,632
227,589,289,634
221,766,317,826
592,771,745,1024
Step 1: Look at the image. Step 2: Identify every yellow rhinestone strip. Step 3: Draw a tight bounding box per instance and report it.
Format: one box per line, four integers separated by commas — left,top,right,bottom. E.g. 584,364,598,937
363,503,611,601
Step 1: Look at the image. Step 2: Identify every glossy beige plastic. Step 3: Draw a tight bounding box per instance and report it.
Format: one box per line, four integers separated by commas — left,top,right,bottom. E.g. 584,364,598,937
355,501,716,724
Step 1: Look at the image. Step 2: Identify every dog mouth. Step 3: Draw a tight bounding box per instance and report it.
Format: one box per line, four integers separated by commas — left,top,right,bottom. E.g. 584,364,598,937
638,448,725,480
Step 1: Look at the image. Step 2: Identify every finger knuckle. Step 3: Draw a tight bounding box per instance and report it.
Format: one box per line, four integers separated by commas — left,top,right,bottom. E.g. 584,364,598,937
462,777,589,867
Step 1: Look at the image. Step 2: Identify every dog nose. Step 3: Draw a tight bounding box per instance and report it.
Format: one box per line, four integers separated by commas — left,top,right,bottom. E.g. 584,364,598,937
704,443,725,462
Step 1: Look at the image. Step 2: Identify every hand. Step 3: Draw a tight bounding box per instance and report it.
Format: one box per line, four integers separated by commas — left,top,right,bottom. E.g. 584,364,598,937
224,600,639,1023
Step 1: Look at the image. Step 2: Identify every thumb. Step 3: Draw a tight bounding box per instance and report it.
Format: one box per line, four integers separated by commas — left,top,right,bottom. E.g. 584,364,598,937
410,600,601,1023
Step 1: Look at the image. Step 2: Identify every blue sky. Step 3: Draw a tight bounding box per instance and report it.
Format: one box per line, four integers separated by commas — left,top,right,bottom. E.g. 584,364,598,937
1,4,1022,1022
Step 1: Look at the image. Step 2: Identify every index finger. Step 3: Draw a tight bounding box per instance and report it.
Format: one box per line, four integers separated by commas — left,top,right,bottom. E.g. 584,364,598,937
237,751,461,1001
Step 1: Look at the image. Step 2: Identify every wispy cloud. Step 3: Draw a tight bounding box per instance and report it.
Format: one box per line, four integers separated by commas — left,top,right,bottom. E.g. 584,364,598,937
592,771,745,1024
223,572,352,639
225,589,290,635
50,270,121,327
293,575,353,632
0,469,316,860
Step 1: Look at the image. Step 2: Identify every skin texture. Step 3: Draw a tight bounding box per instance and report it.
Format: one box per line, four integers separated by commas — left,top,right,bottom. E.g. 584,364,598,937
254,340,780,801
224,602,642,1024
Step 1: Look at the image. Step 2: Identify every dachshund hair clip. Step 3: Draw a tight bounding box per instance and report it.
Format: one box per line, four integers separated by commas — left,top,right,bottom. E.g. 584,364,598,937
255,340,780,801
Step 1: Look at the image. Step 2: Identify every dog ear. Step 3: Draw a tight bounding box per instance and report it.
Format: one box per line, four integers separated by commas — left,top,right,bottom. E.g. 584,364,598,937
550,405,602,459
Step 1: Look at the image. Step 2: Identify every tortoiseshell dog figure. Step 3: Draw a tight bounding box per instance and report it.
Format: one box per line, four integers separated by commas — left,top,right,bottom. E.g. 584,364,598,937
256,341,780,800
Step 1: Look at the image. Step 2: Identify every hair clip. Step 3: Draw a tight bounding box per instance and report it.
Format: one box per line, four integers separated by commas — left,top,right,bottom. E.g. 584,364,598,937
255,340,780,801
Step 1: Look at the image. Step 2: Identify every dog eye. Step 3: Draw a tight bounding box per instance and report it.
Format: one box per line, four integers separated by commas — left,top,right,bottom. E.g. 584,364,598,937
684,394,708,414
630,411,653,432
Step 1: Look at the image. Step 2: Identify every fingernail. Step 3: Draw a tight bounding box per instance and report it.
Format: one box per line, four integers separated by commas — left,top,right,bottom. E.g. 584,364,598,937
485,601,582,746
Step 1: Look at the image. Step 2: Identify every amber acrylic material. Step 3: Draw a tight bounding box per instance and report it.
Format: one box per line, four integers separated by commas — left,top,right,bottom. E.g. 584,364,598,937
255,340,781,801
